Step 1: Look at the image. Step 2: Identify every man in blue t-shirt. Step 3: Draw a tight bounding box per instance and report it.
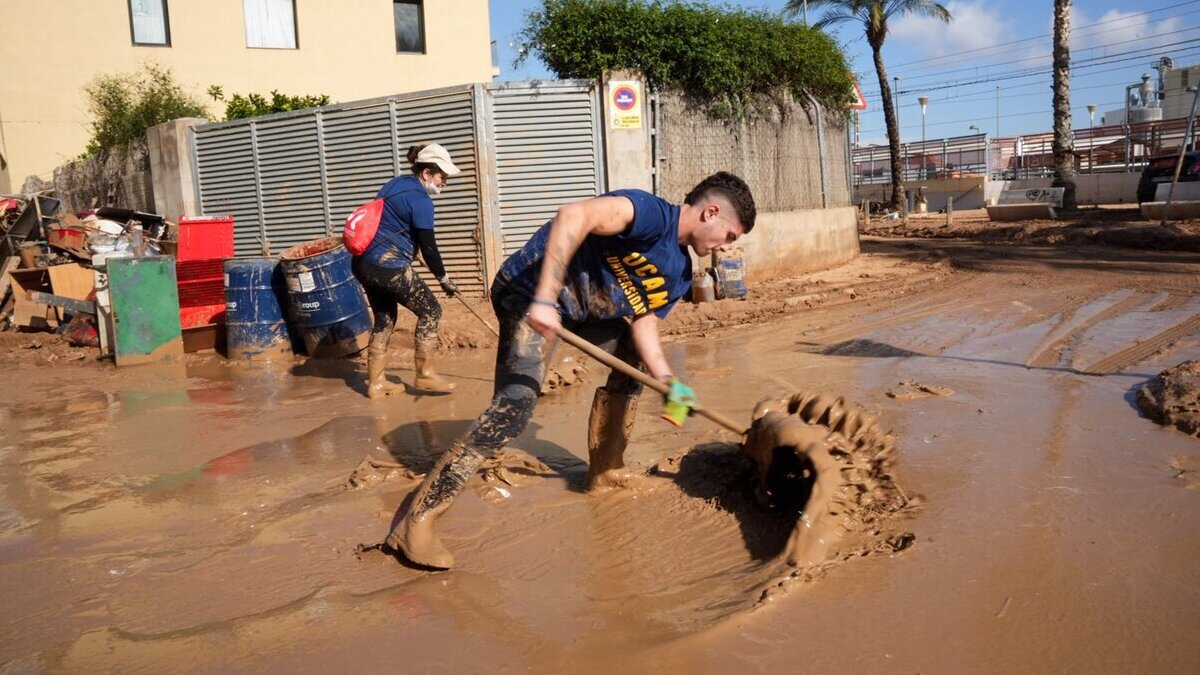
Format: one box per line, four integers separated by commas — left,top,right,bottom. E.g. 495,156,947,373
387,172,757,569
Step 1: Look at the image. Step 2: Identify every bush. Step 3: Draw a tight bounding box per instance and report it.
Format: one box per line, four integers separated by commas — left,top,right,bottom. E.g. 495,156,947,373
517,0,853,117
83,63,209,157
207,87,333,121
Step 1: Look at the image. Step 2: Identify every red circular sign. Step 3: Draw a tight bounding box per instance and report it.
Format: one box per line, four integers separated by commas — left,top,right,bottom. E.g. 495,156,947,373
613,85,638,111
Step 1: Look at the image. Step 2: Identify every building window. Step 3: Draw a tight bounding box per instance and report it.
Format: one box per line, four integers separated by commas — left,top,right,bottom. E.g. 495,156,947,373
394,1,425,54
244,0,298,49
129,0,170,46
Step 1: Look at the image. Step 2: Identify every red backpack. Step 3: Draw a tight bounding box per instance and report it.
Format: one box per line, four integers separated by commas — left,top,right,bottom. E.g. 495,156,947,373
343,198,384,255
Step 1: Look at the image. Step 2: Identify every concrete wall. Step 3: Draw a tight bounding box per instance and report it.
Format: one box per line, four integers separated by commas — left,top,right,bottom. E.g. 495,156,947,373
601,71,653,192
739,206,859,280
147,118,205,221
0,0,495,193
856,176,986,211
988,174,1141,205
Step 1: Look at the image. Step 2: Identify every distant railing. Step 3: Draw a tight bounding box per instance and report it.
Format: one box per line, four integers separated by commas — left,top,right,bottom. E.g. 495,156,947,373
852,115,1200,185
852,133,988,187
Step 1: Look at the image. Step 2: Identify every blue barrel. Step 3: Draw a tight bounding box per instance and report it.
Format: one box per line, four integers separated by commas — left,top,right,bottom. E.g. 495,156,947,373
224,257,294,360
278,236,371,358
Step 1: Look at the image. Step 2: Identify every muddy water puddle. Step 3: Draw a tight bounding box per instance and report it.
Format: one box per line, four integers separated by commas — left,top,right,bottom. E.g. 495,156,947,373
4,245,1200,672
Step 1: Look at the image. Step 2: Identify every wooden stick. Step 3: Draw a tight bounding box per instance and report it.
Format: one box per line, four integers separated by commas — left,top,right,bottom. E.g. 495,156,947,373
454,293,499,337
557,326,747,435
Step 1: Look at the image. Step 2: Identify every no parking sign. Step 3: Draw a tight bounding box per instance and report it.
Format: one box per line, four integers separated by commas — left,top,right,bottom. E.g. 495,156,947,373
609,80,642,129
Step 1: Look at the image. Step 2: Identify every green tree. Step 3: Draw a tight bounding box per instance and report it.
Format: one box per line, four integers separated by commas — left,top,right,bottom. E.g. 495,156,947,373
207,86,333,121
83,63,208,156
518,0,853,116
788,0,952,211
1051,0,1077,210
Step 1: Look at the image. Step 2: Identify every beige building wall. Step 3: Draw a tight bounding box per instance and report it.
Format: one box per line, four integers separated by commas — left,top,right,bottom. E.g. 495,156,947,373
0,0,495,193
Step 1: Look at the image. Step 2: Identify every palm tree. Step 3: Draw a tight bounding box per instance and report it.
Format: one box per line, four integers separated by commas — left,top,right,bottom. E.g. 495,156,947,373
1052,0,1077,210
786,0,951,212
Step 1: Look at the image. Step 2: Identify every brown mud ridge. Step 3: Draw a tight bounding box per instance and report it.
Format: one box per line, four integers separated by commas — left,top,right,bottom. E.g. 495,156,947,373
650,390,916,608
741,392,916,585
864,207,1200,252
1138,360,1200,437
344,388,915,628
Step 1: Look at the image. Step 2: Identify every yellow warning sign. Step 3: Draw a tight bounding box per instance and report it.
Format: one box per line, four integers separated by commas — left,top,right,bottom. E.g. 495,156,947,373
609,80,642,129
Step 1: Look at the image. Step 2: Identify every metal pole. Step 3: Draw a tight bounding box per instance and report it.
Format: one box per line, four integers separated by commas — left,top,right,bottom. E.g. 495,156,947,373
995,86,1000,138
918,96,928,180
804,92,829,209
1087,104,1096,175
894,76,901,143
1162,86,1200,225
1124,83,1135,172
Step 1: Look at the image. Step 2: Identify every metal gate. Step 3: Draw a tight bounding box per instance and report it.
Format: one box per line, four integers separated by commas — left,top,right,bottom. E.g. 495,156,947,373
192,81,602,295
487,81,605,256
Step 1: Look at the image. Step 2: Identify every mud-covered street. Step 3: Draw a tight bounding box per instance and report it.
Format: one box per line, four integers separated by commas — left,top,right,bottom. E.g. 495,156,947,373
2,236,1199,673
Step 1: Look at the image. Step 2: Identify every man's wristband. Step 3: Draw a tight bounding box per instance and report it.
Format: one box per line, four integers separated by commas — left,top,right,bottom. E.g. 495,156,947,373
530,298,558,309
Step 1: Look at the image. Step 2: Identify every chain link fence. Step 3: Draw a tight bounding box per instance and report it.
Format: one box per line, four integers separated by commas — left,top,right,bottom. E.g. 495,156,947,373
655,91,849,211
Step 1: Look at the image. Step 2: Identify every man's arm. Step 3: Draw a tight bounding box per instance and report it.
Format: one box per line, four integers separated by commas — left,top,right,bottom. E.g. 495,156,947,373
526,196,635,338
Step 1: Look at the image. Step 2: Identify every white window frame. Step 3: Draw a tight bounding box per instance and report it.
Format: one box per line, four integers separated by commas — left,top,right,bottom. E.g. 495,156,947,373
393,0,426,54
244,0,299,50
128,0,171,47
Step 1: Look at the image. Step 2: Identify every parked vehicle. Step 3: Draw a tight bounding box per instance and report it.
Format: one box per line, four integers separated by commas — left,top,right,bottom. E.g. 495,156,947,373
1137,151,1200,203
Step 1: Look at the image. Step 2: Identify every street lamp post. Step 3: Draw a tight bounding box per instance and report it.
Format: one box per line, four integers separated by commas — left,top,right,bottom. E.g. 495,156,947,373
995,86,1000,138
918,96,929,179
1087,104,1097,174
893,76,901,140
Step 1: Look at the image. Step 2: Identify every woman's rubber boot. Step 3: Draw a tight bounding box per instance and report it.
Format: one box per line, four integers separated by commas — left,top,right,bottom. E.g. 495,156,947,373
366,345,400,399
585,387,640,490
386,441,484,569
413,338,456,394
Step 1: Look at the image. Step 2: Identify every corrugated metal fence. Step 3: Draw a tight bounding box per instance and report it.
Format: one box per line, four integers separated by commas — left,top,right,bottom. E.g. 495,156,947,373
192,81,603,295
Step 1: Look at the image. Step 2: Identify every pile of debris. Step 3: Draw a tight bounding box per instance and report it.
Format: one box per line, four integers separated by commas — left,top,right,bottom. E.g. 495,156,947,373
1,191,171,358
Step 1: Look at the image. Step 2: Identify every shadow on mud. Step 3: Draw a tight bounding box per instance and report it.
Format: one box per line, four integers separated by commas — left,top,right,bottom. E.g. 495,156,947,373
657,443,804,562
291,357,365,393
804,336,1089,375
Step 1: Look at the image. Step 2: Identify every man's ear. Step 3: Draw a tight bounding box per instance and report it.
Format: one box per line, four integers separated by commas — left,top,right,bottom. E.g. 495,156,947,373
705,202,720,221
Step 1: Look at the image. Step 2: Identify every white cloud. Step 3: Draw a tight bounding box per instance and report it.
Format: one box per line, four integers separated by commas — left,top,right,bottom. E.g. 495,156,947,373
889,1,1019,59
1072,8,1184,54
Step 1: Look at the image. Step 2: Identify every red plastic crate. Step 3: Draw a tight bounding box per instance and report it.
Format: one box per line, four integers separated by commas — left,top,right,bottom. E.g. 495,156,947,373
180,303,225,329
176,257,226,329
176,216,235,262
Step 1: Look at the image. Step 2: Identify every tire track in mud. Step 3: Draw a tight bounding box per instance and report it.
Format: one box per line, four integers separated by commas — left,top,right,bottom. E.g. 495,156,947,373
806,273,1001,346
1025,290,1146,370
1079,312,1200,376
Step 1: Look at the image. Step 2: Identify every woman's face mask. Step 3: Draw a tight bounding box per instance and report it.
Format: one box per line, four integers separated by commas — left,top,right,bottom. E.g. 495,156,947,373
423,170,446,195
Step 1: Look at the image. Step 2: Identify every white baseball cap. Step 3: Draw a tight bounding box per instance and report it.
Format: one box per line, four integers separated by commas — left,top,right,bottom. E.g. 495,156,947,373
416,143,461,176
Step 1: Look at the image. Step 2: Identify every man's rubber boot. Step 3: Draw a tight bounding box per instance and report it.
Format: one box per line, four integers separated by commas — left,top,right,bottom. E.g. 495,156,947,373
585,387,640,490
413,338,456,394
386,441,484,569
366,345,400,399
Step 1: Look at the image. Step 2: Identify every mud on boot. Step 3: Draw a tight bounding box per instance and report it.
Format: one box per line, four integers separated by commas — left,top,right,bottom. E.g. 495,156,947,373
366,345,402,399
412,338,455,394
585,387,640,490
386,441,484,569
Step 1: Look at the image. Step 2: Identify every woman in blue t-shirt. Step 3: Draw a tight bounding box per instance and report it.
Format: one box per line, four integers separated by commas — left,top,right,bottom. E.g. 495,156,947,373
352,143,461,398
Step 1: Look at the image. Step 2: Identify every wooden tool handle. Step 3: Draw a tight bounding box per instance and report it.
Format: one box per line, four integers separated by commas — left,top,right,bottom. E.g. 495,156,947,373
557,327,747,435
455,293,500,337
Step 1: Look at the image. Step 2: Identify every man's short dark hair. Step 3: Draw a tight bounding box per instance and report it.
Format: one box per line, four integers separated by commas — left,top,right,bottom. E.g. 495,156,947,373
684,171,756,233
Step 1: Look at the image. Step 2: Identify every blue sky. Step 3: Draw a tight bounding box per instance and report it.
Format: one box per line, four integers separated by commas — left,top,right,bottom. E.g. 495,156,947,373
489,0,1200,144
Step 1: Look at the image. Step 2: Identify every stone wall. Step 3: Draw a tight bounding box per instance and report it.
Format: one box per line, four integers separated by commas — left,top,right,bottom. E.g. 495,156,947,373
52,139,155,214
